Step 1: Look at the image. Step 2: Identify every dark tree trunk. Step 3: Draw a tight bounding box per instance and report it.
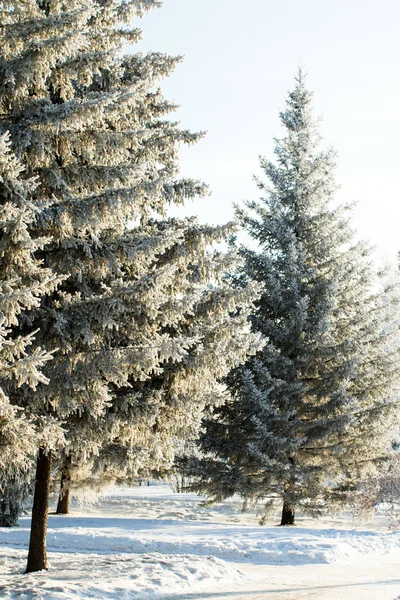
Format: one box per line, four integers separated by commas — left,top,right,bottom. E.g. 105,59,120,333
26,448,52,573
280,502,295,525
56,454,72,515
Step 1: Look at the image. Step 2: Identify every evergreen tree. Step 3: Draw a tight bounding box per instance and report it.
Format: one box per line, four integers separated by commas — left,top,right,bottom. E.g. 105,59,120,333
183,72,400,525
0,1,262,569
0,132,61,525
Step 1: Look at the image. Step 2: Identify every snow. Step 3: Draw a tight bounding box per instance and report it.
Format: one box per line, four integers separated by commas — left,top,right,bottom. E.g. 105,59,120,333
1,485,400,599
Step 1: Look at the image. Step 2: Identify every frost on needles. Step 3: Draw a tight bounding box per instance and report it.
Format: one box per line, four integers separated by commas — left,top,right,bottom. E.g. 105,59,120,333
180,71,400,525
0,132,62,526
0,0,262,571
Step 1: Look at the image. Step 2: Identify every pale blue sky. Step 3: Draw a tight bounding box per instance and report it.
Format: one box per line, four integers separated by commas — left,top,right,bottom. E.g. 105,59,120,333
136,0,400,262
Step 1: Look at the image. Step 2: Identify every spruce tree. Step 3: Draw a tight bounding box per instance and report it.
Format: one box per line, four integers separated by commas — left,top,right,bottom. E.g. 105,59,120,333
0,132,61,525
183,72,400,525
0,1,262,569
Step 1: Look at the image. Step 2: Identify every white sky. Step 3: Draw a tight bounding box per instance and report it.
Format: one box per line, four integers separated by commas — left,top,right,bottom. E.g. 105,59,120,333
136,0,400,264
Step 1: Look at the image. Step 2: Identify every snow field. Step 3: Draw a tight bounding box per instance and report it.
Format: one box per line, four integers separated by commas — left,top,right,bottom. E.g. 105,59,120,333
1,486,400,599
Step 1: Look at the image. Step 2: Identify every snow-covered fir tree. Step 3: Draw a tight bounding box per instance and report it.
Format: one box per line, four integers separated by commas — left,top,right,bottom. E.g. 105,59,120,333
0,1,262,569
181,71,400,525
0,132,61,526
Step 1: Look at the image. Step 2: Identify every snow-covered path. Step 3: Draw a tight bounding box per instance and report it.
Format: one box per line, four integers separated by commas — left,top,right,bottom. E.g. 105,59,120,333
1,486,400,599
174,560,400,600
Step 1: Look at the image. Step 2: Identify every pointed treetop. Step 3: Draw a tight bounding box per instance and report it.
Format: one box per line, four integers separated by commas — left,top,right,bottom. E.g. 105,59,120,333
279,68,318,141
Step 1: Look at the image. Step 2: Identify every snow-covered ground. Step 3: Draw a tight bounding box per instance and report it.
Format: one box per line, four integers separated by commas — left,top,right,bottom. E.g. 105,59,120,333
1,485,400,599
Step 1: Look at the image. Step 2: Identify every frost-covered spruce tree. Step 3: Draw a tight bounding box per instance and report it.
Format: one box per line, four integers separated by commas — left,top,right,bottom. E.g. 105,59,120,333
184,71,400,525
53,220,261,515
0,1,261,569
0,132,60,526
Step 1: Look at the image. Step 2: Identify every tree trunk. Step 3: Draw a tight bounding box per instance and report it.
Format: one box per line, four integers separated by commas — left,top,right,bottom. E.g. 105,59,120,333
56,454,72,515
280,502,295,525
26,448,52,573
